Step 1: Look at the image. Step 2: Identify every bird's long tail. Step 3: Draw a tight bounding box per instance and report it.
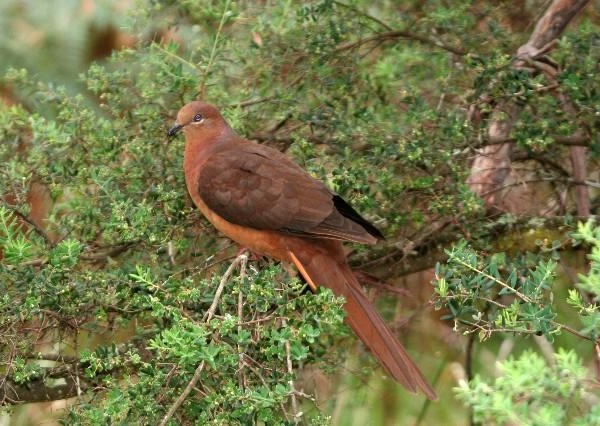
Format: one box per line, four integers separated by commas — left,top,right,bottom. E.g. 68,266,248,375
288,243,437,400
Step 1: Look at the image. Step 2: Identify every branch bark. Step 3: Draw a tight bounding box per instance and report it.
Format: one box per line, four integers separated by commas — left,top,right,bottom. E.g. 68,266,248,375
467,0,590,210
0,369,89,405
557,91,591,216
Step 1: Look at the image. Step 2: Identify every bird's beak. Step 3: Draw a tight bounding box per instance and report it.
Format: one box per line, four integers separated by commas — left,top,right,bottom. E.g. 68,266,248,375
167,123,184,137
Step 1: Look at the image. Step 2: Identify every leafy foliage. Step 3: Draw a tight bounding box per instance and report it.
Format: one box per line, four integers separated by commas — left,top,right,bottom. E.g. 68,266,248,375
569,221,600,340
435,220,600,424
434,240,559,341
1,0,600,424
456,349,595,426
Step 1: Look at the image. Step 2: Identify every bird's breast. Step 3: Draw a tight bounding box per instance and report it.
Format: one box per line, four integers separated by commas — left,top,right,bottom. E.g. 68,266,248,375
184,161,291,261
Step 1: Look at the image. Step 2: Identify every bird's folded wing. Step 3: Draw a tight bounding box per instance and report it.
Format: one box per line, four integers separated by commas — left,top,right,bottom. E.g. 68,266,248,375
196,146,378,243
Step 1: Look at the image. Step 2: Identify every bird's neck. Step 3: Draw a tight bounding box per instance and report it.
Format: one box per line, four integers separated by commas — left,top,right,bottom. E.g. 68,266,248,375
183,124,237,187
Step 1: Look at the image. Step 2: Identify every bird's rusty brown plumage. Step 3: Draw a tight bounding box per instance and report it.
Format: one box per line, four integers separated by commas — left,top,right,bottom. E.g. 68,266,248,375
169,100,437,400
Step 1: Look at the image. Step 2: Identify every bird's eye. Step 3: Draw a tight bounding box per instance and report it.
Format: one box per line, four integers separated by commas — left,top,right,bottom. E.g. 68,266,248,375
193,113,203,122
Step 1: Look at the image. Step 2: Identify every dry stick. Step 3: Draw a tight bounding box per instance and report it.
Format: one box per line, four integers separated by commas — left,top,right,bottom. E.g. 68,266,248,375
244,359,290,416
282,318,301,424
237,255,248,389
595,342,600,382
203,253,247,322
335,29,466,56
158,361,206,426
332,0,393,31
463,334,476,426
469,132,589,149
198,0,231,97
467,0,591,209
478,177,596,199
449,254,534,303
160,253,248,426
2,204,53,246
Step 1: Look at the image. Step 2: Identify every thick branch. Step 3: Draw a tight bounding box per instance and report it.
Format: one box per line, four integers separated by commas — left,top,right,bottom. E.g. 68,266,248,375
518,0,590,55
358,215,586,280
556,92,591,216
467,0,590,210
1,334,156,406
569,145,590,216
1,373,89,405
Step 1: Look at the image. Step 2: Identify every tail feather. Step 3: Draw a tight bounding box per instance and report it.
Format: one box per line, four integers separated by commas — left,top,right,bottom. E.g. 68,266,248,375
289,246,437,400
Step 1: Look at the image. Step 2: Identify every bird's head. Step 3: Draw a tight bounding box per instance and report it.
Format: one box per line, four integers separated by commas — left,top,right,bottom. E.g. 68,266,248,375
167,101,226,138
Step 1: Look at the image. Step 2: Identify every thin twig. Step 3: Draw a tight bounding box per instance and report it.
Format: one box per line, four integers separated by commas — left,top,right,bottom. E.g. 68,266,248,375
229,74,303,109
158,361,206,426
17,258,48,267
152,43,198,71
551,321,597,343
332,1,393,31
203,253,247,322
335,29,466,56
1,204,53,246
160,253,248,425
199,0,232,96
282,318,301,424
229,95,275,108
449,253,533,303
244,356,290,415
477,177,600,200
237,255,248,389
465,333,475,383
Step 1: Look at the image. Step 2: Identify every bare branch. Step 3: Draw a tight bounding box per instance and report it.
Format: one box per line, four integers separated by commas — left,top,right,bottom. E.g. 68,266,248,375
158,361,206,426
335,30,466,56
237,255,248,390
203,253,248,322
332,1,393,31
467,0,591,210
160,253,249,425
282,318,301,424
556,92,591,216
0,374,90,405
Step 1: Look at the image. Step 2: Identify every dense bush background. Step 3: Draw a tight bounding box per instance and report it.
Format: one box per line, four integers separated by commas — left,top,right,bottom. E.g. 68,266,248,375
1,0,599,424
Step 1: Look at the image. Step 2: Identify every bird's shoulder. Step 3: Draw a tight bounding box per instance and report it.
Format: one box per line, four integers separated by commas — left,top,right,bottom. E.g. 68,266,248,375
203,137,320,184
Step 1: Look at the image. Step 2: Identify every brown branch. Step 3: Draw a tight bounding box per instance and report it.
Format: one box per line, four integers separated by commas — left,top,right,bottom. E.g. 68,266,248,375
158,361,206,426
237,255,248,390
595,342,600,383
465,332,476,426
282,318,300,424
551,321,598,343
511,152,570,176
0,374,90,405
229,96,275,108
553,133,588,145
332,1,393,31
79,240,140,261
467,101,520,208
358,219,453,272
467,0,591,211
229,75,303,110
516,1,590,58
335,29,466,56
0,204,53,246
358,215,590,280
203,253,248,322
160,253,248,425
556,93,591,216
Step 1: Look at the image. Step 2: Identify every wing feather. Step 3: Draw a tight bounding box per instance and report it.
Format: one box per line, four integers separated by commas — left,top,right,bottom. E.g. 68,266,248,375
197,143,382,243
